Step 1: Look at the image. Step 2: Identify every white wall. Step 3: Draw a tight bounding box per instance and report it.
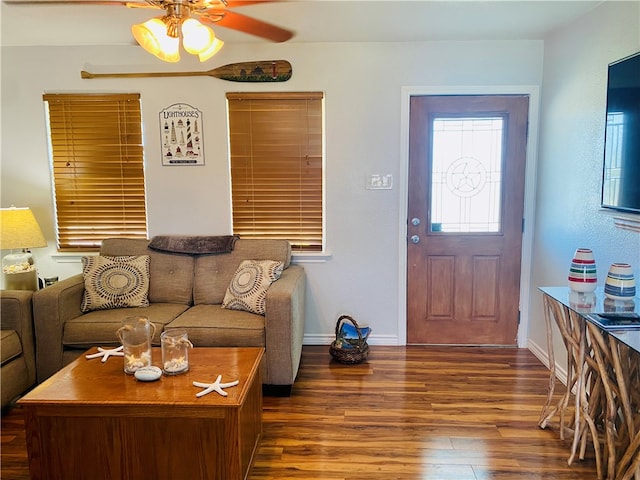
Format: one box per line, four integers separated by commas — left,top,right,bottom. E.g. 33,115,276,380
1,39,545,344
528,1,640,368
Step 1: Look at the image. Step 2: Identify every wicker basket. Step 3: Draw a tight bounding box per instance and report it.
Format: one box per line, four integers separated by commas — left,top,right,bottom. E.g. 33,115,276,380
329,315,369,364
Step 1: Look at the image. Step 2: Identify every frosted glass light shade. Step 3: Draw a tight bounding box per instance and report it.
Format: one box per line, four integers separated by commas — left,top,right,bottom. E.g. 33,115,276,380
181,18,215,55
132,19,180,63
198,37,224,62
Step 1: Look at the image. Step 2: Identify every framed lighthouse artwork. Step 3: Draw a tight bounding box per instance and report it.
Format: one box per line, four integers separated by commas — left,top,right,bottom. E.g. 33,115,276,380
160,103,205,166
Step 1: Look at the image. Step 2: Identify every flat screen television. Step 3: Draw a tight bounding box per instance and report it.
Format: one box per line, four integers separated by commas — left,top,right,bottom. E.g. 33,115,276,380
601,51,640,214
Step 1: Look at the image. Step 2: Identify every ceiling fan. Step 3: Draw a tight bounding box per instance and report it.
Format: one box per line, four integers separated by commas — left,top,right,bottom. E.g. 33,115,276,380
5,0,294,62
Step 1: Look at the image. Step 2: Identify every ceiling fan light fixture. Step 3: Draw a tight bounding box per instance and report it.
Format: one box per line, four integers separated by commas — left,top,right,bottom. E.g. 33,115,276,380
132,18,180,63
181,18,215,55
131,18,166,52
197,37,224,62
156,37,180,63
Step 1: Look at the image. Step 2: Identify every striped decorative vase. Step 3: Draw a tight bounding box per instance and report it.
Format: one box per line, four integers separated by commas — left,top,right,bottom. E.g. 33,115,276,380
604,263,636,300
568,248,597,293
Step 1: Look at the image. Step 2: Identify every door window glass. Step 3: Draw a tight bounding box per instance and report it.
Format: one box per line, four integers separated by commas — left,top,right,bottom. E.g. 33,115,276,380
430,117,503,233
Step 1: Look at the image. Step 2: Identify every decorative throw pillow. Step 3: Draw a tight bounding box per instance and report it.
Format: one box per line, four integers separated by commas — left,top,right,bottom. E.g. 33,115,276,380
222,260,284,315
81,255,150,313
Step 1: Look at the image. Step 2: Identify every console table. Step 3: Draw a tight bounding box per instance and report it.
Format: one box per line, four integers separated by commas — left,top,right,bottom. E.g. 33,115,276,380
538,287,640,480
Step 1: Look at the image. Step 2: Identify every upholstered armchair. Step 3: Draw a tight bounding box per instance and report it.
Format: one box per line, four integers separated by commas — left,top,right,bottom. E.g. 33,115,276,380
1,290,36,410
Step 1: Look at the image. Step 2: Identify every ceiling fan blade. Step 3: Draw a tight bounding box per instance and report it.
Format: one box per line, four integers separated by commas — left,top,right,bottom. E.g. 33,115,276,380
225,0,286,6
3,0,130,4
200,10,293,42
125,1,161,8
2,0,282,6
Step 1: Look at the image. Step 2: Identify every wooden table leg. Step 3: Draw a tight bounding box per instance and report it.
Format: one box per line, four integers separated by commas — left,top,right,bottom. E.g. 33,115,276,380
616,344,640,480
539,294,604,477
538,294,562,429
589,324,640,480
588,325,618,479
566,310,604,470
585,324,640,480
616,431,640,480
539,293,579,440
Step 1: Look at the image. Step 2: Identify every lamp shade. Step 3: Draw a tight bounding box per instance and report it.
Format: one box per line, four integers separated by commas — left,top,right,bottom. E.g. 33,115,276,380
0,207,47,250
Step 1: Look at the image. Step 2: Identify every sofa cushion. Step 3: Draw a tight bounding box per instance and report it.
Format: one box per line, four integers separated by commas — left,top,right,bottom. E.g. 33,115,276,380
194,239,291,305
166,305,265,347
222,260,284,315
81,255,150,312
100,238,194,305
0,330,22,366
64,304,189,348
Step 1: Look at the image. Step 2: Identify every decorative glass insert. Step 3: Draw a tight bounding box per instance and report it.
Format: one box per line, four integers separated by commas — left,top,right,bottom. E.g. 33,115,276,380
430,117,504,233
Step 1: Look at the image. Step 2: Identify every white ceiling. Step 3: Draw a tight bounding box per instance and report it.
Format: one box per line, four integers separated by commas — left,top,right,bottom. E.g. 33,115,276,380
1,0,607,47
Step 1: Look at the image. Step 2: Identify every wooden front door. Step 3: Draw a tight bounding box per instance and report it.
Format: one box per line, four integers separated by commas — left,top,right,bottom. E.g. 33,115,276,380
407,95,529,345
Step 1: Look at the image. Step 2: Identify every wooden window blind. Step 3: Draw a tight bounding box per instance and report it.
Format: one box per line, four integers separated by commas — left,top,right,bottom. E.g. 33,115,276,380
227,92,324,252
43,93,147,251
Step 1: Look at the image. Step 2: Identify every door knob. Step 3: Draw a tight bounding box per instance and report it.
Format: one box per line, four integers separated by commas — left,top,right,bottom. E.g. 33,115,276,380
410,235,420,244
411,217,421,226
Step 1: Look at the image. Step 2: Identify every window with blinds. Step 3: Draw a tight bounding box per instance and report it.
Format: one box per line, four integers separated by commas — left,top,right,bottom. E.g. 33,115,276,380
43,93,148,251
227,92,324,252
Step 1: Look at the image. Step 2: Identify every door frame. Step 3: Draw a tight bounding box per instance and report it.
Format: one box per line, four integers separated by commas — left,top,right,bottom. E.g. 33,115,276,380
398,85,541,348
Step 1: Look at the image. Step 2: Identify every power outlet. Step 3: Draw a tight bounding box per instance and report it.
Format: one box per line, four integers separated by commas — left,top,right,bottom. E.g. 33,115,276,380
366,174,393,190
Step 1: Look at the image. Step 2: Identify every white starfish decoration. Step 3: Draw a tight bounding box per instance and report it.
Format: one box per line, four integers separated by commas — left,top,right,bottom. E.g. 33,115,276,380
85,346,124,362
193,375,239,398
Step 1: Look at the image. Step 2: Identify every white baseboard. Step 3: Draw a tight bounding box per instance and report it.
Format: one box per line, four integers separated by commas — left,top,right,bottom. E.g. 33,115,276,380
527,338,567,386
303,333,400,346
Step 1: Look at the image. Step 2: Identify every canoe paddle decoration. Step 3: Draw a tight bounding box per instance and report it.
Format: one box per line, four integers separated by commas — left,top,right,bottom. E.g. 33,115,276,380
81,60,292,82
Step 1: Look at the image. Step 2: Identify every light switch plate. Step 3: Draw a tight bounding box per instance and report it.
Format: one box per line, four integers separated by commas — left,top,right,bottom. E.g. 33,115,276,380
366,174,393,190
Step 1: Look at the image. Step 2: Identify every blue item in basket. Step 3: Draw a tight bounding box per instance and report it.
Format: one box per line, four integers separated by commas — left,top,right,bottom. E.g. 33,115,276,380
339,319,371,341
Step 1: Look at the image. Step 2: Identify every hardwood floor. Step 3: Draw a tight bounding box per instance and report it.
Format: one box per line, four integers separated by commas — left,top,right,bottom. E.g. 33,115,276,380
1,346,597,479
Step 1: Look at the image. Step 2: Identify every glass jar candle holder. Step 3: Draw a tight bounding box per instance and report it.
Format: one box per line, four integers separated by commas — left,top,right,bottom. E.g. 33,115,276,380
161,329,193,375
2,251,38,290
117,316,156,374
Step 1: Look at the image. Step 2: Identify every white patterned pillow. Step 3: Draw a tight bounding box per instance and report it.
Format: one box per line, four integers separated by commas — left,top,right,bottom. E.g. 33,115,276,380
222,260,284,315
81,255,150,313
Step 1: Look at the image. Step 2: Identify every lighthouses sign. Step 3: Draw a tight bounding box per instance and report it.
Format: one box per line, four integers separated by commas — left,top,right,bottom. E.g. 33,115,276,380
160,103,205,166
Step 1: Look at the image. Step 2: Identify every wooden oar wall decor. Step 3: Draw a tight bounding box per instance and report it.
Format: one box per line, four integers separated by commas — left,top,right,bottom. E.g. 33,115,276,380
81,60,292,82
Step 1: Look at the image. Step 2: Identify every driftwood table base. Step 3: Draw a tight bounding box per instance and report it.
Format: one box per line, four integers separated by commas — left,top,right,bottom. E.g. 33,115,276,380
539,289,640,480
586,325,640,480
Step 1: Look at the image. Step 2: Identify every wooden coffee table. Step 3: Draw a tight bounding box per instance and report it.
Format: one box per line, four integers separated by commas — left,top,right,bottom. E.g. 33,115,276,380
19,347,264,480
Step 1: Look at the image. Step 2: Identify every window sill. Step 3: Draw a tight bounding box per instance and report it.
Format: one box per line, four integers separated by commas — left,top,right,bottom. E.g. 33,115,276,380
51,253,97,263
292,251,332,263
52,251,332,264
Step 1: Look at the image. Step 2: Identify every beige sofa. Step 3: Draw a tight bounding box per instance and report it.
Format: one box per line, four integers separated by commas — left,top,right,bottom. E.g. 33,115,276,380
32,237,306,395
1,290,37,410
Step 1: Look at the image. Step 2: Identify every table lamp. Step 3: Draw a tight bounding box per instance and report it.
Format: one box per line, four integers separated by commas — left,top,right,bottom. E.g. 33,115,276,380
0,206,47,290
